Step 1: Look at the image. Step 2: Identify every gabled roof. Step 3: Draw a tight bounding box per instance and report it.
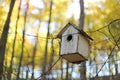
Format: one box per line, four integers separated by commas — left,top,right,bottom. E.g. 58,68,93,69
56,22,93,40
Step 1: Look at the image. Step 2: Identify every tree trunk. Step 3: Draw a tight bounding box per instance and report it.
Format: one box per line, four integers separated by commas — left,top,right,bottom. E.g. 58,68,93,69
115,52,118,75
8,0,21,80
42,0,52,79
4,47,8,80
48,38,55,79
0,0,15,79
61,59,63,80
70,64,73,80
26,66,29,80
79,0,84,30
26,55,30,80
66,61,69,80
31,19,41,80
95,57,99,80
16,1,29,80
31,34,37,79
79,0,86,80
80,63,86,80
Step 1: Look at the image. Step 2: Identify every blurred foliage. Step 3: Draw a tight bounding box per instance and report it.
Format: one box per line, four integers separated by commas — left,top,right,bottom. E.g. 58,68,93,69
0,0,120,79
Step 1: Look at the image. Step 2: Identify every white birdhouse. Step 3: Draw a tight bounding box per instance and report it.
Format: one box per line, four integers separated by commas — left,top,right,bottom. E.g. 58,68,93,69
56,23,93,64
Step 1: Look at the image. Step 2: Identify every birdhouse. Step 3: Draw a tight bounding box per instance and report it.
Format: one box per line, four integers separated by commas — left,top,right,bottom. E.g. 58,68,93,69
56,23,93,64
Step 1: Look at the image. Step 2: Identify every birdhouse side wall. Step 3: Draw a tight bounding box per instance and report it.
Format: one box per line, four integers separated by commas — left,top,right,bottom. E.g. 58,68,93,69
78,34,90,59
60,25,79,55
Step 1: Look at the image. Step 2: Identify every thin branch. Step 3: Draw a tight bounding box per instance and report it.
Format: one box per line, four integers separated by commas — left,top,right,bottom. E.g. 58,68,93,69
88,18,120,33
16,0,29,79
93,36,120,80
37,57,61,80
108,22,120,49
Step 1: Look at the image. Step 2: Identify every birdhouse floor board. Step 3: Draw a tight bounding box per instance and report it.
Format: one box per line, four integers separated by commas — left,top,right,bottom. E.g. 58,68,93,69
61,53,87,64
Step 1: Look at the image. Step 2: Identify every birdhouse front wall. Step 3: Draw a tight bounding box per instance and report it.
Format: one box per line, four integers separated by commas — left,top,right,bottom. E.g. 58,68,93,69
60,25,79,55
78,34,90,59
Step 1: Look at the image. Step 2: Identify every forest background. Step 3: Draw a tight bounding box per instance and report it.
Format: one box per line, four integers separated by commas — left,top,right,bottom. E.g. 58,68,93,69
0,0,120,80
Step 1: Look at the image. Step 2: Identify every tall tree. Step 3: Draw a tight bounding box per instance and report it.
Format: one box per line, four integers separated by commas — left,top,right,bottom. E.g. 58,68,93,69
66,61,69,80
0,0,15,79
79,0,86,80
7,0,21,80
70,64,74,80
31,17,41,80
61,59,63,80
42,0,52,79
16,1,29,79
79,0,84,30
48,38,55,78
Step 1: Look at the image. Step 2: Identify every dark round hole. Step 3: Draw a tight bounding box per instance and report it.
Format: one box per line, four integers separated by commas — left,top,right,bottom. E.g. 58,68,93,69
67,34,72,41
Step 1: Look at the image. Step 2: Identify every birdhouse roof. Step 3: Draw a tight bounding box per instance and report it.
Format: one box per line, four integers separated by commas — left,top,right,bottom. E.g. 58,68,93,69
56,22,93,40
